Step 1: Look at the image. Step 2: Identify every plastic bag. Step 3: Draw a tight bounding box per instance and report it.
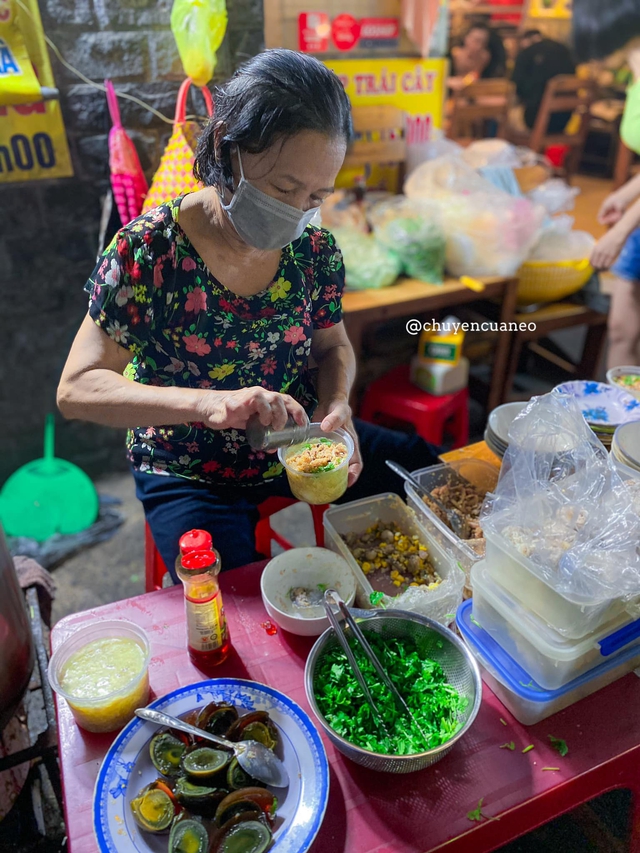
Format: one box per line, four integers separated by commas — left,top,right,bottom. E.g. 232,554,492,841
528,178,580,215
406,155,545,277
529,221,595,262
368,196,446,283
171,0,228,87
481,391,640,604
461,139,521,170
321,190,369,233
405,154,496,197
332,227,402,290
442,192,544,277
405,129,464,176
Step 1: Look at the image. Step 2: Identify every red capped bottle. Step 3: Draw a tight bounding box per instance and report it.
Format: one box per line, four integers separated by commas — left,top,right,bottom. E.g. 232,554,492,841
176,547,231,671
175,528,213,577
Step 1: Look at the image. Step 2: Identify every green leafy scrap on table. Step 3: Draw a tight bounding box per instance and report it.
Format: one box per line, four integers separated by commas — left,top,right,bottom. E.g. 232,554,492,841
499,742,515,751
314,631,468,755
522,744,535,754
467,798,485,822
548,735,569,756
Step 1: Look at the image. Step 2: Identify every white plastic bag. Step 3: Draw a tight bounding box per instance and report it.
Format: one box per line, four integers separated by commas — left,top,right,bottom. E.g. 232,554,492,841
528,178,580,215
368,196,446,283
441,192,544,277
405,155,545,277
529,221,595,262
481,391,640,604
405,130,464,176
332,227,402,290
405,154,496,197
462,139,521,169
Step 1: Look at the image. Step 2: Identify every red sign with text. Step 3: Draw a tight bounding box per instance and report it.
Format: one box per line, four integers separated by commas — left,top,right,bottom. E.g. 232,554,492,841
298,13,331,53
331,13,360,51
298,13,399,53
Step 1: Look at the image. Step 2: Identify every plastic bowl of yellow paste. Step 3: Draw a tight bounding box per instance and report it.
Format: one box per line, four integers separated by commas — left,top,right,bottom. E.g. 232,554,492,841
279,425,354,504
48,620,150,733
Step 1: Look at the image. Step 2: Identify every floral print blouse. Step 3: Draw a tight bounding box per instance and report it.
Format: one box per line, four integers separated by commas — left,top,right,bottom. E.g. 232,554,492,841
86,197,345,488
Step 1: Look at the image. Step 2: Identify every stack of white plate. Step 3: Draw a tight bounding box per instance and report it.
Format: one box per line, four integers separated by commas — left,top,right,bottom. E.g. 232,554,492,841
484,402,528,459
554,381,640,449
612,422,640,473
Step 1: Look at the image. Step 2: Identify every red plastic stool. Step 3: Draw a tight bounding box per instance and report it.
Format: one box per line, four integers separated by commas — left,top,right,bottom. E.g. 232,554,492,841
145,521,170,592
144,500,329,592
254,498,328,558
359,364,469,448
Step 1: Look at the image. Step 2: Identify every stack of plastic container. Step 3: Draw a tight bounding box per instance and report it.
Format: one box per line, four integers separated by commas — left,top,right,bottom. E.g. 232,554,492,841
455,530,640,725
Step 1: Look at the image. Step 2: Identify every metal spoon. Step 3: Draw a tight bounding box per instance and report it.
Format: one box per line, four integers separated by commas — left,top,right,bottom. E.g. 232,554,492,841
385,460,470,539
135,707,289,788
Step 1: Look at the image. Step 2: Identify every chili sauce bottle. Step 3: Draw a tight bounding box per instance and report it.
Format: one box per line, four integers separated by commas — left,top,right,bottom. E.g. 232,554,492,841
175,528,213,578
176,548,231,671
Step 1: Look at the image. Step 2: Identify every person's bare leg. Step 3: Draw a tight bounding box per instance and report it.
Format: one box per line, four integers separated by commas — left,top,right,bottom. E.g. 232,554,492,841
607,275,640,369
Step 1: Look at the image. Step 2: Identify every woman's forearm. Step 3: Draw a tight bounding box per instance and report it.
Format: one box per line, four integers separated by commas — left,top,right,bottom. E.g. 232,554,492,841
612,196,640,242
57,368,207,428
314,342,356,407
618,173,640,207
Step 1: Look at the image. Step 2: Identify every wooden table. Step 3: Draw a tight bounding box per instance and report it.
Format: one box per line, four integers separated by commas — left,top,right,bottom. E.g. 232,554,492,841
53,562,640,853
342,275,519,413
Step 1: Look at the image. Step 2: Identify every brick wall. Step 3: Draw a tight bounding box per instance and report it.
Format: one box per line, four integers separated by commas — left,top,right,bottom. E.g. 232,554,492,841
0,0,264,485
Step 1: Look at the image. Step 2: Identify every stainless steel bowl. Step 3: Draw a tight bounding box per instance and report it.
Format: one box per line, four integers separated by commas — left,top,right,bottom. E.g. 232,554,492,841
304,609,482,773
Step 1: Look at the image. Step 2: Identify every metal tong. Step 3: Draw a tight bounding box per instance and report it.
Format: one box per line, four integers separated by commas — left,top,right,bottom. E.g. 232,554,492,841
323,589,430,748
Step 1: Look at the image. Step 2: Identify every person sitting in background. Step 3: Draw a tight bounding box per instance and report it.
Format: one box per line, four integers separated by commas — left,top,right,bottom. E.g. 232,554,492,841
511,30,576,133
572,0,640,366
449,23,507,90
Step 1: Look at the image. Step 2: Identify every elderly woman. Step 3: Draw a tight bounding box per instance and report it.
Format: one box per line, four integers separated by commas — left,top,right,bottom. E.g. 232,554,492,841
58,50,440,576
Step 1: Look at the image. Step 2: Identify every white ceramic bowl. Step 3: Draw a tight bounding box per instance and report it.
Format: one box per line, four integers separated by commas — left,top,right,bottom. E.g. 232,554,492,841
607,366,640,401
260,547,357,636
488,401,528,445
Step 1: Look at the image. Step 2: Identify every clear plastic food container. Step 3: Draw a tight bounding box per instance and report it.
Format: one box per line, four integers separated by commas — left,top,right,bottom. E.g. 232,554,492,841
323,492,465,624
457,599,640,726
48,620,150,733
483,528,628,639
278,425,354,505
471,561,640,689
404,459,499,591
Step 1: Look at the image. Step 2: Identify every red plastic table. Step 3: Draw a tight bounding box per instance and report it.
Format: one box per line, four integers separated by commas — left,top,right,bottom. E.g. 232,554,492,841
52,561,640,853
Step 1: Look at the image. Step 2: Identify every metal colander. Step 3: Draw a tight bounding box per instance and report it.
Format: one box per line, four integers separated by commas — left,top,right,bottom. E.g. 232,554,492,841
304,609,482,773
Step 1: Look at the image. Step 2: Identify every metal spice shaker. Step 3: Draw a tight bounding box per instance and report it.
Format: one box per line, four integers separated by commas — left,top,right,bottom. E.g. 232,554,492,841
245,412,310,451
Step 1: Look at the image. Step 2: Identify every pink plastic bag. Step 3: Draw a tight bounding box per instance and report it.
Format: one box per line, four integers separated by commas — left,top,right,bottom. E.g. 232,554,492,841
105,80,149,226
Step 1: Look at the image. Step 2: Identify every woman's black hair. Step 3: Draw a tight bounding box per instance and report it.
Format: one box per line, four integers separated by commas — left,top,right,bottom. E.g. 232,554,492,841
194,49,353,189
572,0,640,61
461,22,507,78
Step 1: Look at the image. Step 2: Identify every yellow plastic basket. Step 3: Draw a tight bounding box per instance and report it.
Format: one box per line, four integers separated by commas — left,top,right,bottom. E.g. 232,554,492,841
516,257,593,306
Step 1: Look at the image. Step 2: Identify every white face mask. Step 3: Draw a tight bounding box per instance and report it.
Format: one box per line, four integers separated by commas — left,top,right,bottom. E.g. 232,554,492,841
220,149,319,250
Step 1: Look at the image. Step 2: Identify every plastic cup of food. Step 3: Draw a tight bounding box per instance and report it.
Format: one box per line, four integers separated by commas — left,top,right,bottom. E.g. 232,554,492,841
279,425,354,505
48,620,150,733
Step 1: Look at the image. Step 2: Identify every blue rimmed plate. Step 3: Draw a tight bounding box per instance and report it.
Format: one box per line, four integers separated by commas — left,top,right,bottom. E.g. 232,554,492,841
554,380,640,426
93,679,329,853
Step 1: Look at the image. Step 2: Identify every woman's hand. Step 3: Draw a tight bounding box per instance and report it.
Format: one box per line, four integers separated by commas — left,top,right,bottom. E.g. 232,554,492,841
314,398,363,487
590,227,627,270
598,191,627,226
198,387,307,431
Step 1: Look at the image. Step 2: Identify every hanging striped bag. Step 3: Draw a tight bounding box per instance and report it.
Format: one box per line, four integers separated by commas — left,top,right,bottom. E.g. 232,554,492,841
142,78,214,212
